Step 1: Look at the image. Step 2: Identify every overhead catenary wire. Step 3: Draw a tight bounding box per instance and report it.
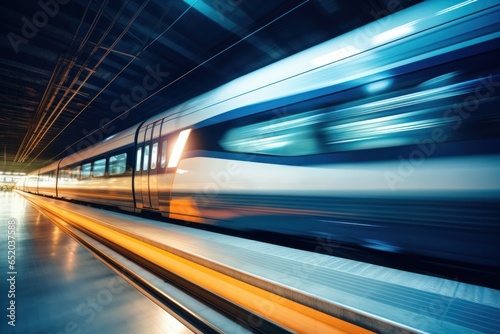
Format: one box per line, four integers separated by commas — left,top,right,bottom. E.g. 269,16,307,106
20,0,139,165
36,0,201,164
26,0,150,166
15,0,105,164
49,0,310,162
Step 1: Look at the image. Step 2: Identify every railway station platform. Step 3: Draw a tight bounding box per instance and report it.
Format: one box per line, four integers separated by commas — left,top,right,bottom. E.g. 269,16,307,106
2,191,500,333
0,191,193,334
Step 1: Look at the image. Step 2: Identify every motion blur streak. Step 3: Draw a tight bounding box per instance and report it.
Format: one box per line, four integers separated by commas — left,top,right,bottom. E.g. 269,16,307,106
21,0,500,286
26,194,373,334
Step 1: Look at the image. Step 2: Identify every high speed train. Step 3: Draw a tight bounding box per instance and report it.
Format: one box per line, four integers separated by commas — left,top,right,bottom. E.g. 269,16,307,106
22,1,500,277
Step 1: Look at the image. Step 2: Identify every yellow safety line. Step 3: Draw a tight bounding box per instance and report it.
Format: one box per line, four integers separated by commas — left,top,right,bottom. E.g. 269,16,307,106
28,195,374,334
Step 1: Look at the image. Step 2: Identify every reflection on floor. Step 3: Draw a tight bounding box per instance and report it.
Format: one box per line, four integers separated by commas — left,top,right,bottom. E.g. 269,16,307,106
0,192,192,334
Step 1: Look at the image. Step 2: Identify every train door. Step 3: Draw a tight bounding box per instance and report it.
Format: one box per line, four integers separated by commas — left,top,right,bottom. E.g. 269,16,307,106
141,126,152,208
135,121,161,210
149,122,162,208
134,145,143,209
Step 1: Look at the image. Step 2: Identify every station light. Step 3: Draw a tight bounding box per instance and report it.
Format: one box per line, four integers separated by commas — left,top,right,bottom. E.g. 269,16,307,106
183,0,237,30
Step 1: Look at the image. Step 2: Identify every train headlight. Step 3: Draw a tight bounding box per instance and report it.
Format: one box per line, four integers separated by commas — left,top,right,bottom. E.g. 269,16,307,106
168,129,191,168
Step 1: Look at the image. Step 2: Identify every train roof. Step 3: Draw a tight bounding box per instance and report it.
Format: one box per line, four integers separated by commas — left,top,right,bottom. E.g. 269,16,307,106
139,0,497,135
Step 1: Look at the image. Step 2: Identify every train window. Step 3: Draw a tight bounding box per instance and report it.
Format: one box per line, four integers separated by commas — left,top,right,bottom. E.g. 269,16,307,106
151,143,158,170
93,159,106,177
109,153,127,175
143,145,150,171
136,148,142,172
160,140,167,168
220,111,322,156
72,166,81,179
82,163,92,178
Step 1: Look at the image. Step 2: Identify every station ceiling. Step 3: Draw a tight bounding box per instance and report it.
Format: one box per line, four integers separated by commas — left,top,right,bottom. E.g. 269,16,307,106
0,0,420,174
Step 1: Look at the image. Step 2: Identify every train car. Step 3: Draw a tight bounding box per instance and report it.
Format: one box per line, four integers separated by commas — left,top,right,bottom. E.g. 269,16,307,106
56,125,138,212
24,1,500,270
141,0,499,266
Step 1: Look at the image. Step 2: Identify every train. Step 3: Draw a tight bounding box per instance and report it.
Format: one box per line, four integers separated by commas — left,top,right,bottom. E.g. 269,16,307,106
21,0,500,278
